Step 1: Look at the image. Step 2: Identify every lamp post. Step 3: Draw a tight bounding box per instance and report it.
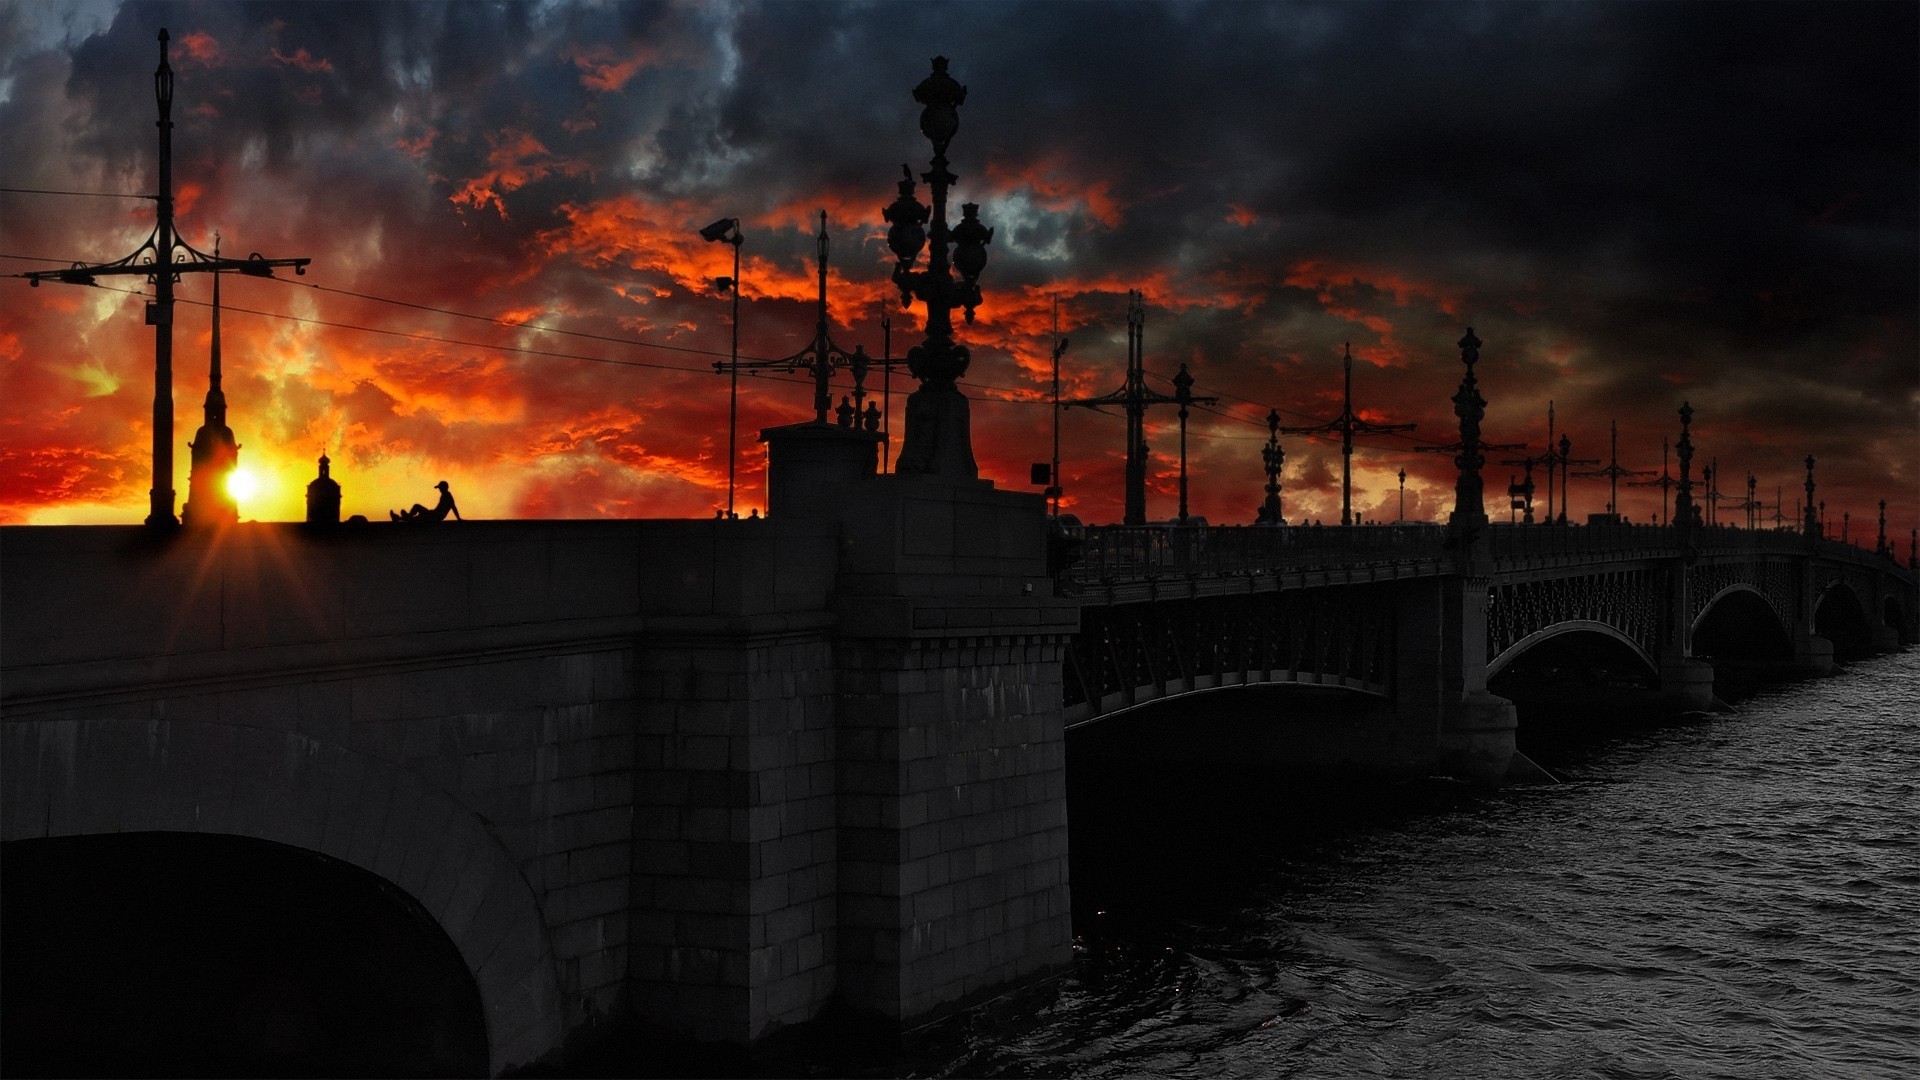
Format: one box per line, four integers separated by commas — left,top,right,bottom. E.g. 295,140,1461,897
883,57,992,481
1174,363,1195,524
1398,467,1407,523
1048,305,1069,516
1673,403,1697,530
700,217,743,517
1259,408,1284,525
1803,455,1818,538
1877,500,1887,557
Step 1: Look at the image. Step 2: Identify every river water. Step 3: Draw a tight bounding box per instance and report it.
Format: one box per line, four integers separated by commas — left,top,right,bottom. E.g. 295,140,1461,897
908,650,1919,1079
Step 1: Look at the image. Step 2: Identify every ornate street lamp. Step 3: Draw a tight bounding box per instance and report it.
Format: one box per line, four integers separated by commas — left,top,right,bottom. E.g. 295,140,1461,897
882,57,992,480
1259,408,1284,525
700,216,743,517
1803,455,1818,538
1398,467,1407,523
1673,403,1697,529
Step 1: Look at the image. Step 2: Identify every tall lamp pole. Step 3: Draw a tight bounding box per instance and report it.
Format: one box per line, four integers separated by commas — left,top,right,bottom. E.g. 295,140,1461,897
1278,343,1414,526
882,57,993,480
1048,298,1068,516
700,217,743,517
1259,408,1285,525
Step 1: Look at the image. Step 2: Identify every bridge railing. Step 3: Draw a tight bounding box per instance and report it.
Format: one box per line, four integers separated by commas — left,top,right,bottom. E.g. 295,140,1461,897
1061,523,1448,584
1059,521,1915,588
1489,522,1682,561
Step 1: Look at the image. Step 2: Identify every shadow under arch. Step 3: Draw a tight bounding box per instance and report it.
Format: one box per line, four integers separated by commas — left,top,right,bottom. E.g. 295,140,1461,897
1065,673,1390,731
2,831,487,1077
0,717,564,1076
1814,579,1874,660
1487,619,1659,682
1692,584,1796,666
1886,594,1914,646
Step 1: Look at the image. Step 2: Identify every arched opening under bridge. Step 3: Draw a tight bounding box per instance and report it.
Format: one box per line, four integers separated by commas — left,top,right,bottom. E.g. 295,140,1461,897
1486,625,1661,761
1694,586,1797,697
0,832,489,1078
1883,595,1913,647
1814,582,1874,661
1063,683,1447,944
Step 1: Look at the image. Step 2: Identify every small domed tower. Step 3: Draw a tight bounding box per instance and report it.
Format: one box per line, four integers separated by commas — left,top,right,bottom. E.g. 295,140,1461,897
306,451,341,525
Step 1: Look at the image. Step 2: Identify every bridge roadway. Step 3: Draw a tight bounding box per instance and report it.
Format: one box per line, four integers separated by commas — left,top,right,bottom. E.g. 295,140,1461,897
2,471,1913,1074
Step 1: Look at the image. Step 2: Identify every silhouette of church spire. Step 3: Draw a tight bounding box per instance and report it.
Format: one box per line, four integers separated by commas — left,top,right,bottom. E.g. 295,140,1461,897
183,238,240,527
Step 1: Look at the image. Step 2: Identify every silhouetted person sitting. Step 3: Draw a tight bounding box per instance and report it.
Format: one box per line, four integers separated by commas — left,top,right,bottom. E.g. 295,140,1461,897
391,480,461,523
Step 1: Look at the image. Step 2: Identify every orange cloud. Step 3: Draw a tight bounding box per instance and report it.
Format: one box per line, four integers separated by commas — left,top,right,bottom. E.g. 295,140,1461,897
450,131,591,219
269,47,333,74
986,158,1125,228
178,31,223,66
566,43,658,92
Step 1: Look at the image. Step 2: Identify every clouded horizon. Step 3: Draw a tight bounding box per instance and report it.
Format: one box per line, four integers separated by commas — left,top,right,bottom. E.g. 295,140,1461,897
3,1,1914,539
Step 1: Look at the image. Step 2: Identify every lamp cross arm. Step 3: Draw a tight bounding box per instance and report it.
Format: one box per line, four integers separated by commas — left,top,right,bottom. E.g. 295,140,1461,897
1419,439,1526,455
17,252,310,286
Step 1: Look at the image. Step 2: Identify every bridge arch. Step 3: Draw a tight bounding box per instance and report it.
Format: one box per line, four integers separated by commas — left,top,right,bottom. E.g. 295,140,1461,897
1692,585,1795,665
1065,676,1389,730
1487,620,1659,681
0,717,563,1076
1886,594,1914,647
1814,580,1874,659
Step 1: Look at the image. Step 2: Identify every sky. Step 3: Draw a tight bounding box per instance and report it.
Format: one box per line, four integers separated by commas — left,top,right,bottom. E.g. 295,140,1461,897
2,0,1915,539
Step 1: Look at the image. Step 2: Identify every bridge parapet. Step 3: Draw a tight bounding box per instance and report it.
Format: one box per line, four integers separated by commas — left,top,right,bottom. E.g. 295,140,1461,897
1063,523,1447,587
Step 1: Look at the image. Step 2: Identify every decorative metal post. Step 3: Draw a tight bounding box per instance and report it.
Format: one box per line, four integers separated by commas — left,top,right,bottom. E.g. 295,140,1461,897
1398,467,1407,523
1062,292,1211,523
1842,511,1849,545
1279,343,1414,526
880,307,893,470
1877,500,1887,556
1673,402,1697,530
1910,529,1916,570
1803,455,1818,538
1630,438,1676,525
1543,402,1558,525
1259,408,1284,524
700,217,743,517
1048,298,1067,515
1556,433,1596,524
1747,474,1758,530
1449,329,1488,538
151,30,176,525
1574,419,1652,520
1174,362,1194,524
883,57,992,481
1502,457,1537,524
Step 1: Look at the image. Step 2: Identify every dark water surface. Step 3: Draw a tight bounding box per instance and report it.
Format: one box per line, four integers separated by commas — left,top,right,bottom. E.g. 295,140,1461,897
911,651,1919,1079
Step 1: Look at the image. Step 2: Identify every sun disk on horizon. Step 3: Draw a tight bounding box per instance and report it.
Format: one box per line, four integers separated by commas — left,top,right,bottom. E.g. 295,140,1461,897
227,467,261,502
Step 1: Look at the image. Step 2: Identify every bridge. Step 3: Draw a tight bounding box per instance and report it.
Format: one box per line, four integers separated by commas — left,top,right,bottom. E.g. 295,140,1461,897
5,438,1912,1074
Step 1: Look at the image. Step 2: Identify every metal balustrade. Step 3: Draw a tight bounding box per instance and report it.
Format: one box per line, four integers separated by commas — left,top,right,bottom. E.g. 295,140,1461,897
1057,521,1915,588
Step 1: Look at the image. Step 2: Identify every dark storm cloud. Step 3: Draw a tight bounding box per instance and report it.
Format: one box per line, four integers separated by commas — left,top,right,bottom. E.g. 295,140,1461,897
2,0,1913,529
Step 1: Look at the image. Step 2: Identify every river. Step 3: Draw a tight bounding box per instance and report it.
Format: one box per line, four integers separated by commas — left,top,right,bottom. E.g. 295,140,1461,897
909,650,1919,1079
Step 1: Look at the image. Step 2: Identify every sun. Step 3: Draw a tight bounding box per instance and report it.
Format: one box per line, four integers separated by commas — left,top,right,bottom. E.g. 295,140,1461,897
226,467,260,502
